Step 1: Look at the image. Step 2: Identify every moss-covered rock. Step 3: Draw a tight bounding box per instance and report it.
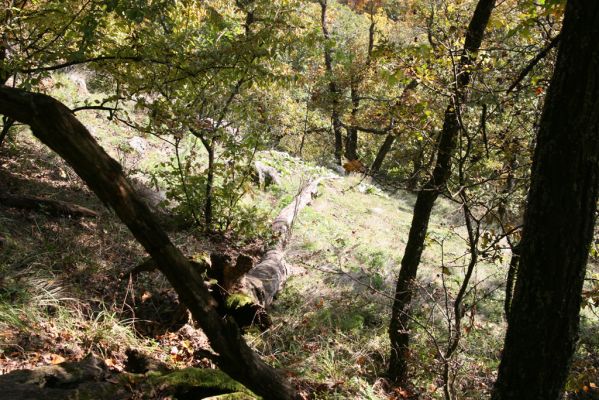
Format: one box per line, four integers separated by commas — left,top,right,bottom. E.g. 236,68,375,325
143,367,259,399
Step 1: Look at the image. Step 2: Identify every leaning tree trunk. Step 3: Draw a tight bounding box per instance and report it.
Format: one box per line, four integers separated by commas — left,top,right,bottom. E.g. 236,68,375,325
492,2,599,399
388,0,496,385
370,133,396,174
370,79,418,175
0,86,297,400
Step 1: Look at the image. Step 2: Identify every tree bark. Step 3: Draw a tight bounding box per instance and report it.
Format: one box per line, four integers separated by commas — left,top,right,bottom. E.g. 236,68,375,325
197,135,215,233
0,116,14,147
492,2,599,398
319,0,344,165
0,86,297,400
221,176,331,329
387,0,496,385
370,133,396,174
345,81,359,161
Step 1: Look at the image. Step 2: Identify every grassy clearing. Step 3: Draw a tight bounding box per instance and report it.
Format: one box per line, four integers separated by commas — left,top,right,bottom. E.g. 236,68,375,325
248,173,598,399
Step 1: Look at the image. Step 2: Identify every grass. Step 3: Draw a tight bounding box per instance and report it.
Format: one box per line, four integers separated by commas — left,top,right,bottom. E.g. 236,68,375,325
249,173,597,399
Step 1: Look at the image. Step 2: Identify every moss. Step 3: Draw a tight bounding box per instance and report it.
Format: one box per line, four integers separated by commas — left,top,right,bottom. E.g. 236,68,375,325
225,293,255,310
146,367,258,398
338,313,365,332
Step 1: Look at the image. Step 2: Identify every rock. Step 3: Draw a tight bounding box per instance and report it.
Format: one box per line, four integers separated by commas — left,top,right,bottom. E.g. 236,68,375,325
252,161,281,188
67,72,88,95
125,349,169,374
0,354,123,400
128,137,148,154
369,207,384,215
130,177,167,210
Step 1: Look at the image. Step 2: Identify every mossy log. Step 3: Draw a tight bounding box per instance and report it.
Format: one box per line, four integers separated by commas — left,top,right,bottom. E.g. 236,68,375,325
0,355,121,400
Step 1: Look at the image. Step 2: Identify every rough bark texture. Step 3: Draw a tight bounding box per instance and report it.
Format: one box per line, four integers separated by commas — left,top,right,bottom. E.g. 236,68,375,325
0,355,119,400
345,82,360,161
0,354,257,400
492,2,599,398
0,86,296,400
388,0,496,384
0,194,98,218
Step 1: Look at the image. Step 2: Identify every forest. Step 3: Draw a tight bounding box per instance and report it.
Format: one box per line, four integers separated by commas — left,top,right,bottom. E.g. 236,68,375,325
0,0,598,399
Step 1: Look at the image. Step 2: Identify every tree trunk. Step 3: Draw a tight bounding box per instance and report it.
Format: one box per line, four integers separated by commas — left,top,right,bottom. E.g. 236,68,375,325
370,134,396,174
388,0,496,385
492,2,599,398
319,0,344,165
370,79,418,175
0,116,14,147
345,81,359,161
0,86,297,400
222,176,332,329
406,144,423,191
204,140,215,232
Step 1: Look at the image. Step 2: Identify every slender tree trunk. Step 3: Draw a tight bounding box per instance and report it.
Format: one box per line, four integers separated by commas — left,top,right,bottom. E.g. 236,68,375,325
406,143,423,191
344,17,375,163
195,132,215,233
370,80,418,175
319,0,343,165
370,134,396,174
0,86,297,400
345,81,359,161
492,2,599,398
388,0,496,384
205,141,215,232
0,116,14,147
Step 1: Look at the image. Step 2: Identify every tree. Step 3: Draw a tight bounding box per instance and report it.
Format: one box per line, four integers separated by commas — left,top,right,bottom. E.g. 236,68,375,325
318,0,345,165
492,0,599,398
0,85,297,400
387,0,496,385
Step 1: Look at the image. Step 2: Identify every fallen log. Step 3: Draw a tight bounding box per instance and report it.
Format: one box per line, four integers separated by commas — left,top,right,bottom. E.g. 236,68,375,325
0,354,119,400
0,194,98,218
272,177,330,240
224,177,332,329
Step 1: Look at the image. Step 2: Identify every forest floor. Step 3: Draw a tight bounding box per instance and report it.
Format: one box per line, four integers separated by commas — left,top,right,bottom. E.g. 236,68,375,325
0,74,597,399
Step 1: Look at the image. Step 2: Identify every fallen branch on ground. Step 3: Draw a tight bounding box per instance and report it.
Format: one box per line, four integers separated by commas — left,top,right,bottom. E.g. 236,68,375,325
0,194,98,218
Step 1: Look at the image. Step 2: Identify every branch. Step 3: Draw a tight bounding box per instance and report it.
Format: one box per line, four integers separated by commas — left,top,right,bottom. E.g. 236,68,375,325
339,118,395,135
19,55,143,73
507,33,561,94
